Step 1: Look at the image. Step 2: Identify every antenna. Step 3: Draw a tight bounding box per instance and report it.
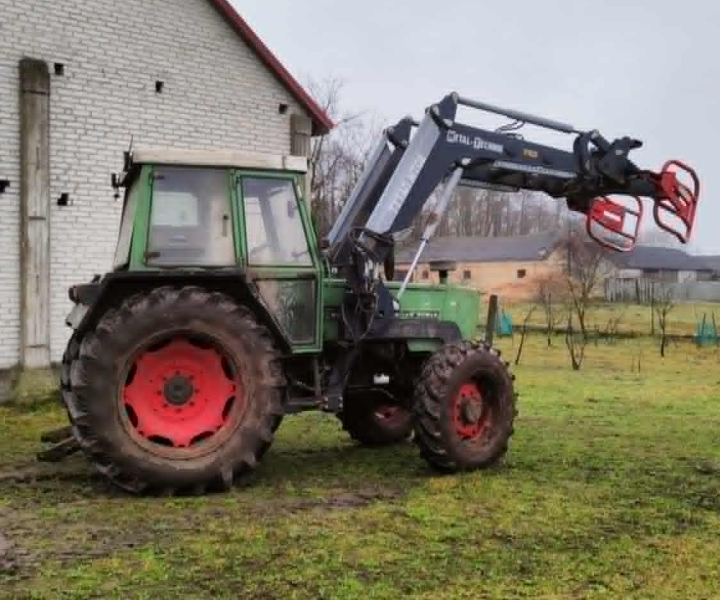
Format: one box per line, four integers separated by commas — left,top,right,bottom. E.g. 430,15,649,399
123,134,134,171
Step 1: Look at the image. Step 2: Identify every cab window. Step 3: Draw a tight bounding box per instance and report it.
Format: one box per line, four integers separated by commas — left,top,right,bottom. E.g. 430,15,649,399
241,178,312,266
147,168,234,267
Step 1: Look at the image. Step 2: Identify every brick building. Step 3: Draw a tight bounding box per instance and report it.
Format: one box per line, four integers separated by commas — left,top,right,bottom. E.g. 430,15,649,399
396,232,716,302
0,0,331,396
395,232,565,300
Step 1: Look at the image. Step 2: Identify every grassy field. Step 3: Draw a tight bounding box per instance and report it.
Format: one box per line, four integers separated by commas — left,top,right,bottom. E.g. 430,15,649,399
500,299,720,338
1,335,718,599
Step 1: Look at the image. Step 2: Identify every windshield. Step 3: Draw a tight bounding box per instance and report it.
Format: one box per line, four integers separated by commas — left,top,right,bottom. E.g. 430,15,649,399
241,177,312,266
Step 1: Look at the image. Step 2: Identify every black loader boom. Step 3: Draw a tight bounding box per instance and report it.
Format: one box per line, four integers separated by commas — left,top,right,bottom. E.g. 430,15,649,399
325,91,699,326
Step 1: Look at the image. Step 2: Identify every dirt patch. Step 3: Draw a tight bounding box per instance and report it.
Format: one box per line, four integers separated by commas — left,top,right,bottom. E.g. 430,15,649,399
0,530,19,576
287,488,403,511
0,463,96,486
0,484,405,584
0,531,12,558
0,514,164,579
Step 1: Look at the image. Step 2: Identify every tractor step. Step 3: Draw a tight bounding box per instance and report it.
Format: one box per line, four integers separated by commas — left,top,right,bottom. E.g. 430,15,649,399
40,426,73,444
37,436,80,463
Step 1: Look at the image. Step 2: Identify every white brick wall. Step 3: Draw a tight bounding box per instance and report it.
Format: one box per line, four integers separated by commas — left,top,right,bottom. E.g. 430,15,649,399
0,0,308,368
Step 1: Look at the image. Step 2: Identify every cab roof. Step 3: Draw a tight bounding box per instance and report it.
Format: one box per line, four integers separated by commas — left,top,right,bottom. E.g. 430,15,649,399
130,146,308,174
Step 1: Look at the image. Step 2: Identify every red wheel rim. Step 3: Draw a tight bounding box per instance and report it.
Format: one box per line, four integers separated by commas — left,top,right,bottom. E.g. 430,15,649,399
374,404,404,424
452,382,490,441
121,336,244,454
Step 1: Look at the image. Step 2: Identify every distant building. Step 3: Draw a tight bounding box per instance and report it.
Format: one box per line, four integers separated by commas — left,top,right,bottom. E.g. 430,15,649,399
605,246,714,283
394,232,565,300
395,232,714,300
694,255,720,280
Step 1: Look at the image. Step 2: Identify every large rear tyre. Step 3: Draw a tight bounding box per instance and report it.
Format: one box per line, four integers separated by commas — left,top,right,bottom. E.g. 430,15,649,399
64,286,286,495
338,391,413,447
413,341,517,473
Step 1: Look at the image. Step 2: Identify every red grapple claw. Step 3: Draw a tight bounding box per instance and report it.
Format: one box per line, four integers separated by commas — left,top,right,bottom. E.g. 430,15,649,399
654,160,699,244
586,195,643,252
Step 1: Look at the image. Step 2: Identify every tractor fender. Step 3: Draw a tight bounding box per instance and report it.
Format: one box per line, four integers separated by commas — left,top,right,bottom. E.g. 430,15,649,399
64,270,293,353
372,317,462,344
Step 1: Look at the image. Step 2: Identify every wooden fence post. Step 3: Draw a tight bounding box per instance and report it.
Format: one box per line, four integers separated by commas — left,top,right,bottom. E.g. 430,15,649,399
484,294,499,346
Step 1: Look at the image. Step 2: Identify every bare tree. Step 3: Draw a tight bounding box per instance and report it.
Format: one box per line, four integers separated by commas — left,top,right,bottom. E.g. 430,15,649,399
565,311,587,371
404,175,572,246
305,76,382,239
514,306,536,366
653,286,674,357
631,344,643,374
306,75,575,245
536,274,566,347
432,188,570,240
561,226,612,340
603,304,627,345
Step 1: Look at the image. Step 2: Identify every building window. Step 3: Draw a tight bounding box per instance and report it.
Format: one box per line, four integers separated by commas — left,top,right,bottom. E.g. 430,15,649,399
422,270,429,280
463,270,472,281
517,269,527,279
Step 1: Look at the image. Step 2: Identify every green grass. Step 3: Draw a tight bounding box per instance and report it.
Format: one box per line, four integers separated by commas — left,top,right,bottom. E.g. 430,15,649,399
1,335,719,599
502,299,720,338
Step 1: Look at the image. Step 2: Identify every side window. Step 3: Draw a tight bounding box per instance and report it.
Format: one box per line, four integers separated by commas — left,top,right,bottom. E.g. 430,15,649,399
241,178,312,266
113,179,141,269
147,168,234,266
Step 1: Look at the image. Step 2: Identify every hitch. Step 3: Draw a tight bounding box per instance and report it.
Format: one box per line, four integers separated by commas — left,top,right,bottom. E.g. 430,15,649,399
586,195,643,252
654,160,699,244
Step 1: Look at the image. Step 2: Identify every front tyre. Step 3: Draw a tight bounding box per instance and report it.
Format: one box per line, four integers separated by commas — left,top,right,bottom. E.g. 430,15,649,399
413,341,517,472
65,286,286,495
339,391,414,447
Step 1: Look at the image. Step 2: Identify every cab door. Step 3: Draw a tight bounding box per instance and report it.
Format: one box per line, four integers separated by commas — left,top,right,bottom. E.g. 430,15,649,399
235,171,323,353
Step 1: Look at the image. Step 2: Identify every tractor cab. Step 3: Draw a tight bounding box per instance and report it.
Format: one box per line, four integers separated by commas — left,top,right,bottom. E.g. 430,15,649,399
111,147,316,273
102,147,324,349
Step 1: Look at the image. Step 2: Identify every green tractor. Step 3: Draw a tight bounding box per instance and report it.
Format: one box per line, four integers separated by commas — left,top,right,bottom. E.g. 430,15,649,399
46,92,699,494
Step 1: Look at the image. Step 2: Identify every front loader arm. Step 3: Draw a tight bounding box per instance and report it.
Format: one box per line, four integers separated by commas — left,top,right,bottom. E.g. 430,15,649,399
327,90,700,350
349,92,699,257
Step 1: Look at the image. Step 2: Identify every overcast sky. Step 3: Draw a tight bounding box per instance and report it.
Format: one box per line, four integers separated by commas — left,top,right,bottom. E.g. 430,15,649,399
236,0,718,254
